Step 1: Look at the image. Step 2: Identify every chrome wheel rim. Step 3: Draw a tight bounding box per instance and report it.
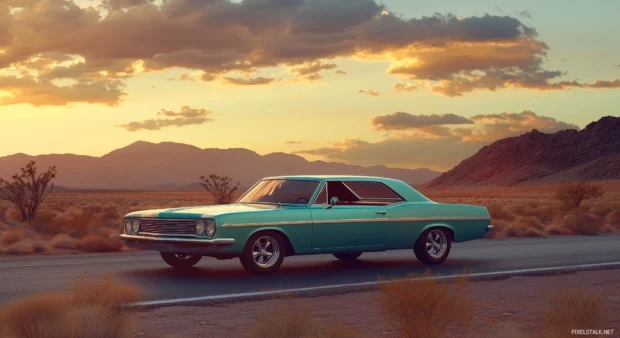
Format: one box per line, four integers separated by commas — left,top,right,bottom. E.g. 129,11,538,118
174,254,196,260
426,230,448,258
252,236,280,268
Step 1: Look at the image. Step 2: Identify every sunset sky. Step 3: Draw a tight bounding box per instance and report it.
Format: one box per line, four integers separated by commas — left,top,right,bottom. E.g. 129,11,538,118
1,0,619,171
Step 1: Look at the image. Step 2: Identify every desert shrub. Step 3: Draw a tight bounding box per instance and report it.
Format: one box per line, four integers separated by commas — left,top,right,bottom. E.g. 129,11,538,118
51,234,82,250
1,229,27,246
0,276,141,338
79,235,124,253
250,305,358,338
376,271,473,338
503,216,547,237
604,209,620,228
541,289,605,338
555,181,604,208
199,174,240,204
556,210,604,235
0,161,57,222
487,203,515,222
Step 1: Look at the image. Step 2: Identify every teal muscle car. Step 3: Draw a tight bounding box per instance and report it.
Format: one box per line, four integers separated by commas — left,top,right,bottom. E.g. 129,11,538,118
121,175,493,274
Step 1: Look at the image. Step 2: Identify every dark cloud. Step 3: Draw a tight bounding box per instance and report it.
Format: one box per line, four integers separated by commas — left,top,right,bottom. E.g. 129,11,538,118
118,105,213,131
371,113,474,131
359,89,380,96
0,0,617,105
335,70,347,75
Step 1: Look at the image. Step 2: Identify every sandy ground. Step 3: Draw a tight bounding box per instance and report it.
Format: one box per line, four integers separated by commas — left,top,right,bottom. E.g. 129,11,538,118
133,268,620,338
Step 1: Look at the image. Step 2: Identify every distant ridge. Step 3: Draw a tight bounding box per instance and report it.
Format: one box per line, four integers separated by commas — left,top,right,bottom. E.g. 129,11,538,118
425,116,620,188
0,142,440,190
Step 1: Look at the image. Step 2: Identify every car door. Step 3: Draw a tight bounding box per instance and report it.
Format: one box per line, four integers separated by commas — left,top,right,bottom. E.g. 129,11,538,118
310,181,388,251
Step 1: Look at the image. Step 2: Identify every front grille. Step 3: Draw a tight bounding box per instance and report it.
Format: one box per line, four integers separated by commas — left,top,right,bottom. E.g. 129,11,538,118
136,219,196,236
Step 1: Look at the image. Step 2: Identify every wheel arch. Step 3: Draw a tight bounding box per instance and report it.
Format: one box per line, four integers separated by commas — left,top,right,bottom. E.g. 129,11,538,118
419,223,455,243
247,227,296,256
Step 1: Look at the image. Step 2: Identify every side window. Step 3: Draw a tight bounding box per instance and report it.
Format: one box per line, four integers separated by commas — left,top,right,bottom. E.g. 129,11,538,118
313,184,328,204
343,181,405,204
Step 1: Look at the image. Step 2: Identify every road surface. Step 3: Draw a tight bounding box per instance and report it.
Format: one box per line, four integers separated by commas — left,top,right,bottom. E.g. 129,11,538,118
1,235,620,305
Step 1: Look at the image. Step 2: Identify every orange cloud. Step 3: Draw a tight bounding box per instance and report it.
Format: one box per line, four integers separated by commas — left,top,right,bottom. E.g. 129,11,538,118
117,106,213,131
0,75,124,106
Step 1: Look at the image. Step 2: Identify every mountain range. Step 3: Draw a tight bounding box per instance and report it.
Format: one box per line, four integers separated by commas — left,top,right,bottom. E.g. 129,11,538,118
0,142,440,191
1,116,618,191
425,116,620,188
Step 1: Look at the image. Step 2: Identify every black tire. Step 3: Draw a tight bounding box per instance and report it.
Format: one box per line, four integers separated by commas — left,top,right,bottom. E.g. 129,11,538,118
160,252,202,269
240,232,286,275
413,228,452,264
333,252,362,261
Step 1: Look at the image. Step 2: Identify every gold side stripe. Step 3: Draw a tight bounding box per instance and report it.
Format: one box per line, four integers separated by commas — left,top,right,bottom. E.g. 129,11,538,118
221,217,489,228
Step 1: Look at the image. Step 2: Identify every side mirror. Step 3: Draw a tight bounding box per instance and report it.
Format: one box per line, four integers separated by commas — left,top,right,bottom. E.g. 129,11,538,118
325,196,339,209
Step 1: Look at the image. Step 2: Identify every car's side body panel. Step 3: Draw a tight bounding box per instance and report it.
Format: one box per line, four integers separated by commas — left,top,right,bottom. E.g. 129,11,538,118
309,204,389,252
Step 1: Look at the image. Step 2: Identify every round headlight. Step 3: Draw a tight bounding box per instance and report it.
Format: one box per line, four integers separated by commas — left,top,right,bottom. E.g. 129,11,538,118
132,220,140,234
124,219,132,234
195,221,206,236
205,221,216,238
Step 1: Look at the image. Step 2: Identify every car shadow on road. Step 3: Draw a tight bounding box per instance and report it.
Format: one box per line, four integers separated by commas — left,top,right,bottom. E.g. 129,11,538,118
122,257,488,281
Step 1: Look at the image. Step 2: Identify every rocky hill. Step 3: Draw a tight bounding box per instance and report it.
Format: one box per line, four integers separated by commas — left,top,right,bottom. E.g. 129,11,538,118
425,116,620,187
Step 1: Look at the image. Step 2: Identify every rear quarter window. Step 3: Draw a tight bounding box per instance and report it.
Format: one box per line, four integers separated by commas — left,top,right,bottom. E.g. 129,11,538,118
344,181,404,201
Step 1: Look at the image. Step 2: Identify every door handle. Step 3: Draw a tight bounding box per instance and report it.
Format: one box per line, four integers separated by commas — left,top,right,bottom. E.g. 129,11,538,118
376,211,387,215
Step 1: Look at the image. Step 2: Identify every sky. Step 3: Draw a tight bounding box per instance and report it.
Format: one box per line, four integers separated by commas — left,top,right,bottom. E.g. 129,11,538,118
0,0,619,171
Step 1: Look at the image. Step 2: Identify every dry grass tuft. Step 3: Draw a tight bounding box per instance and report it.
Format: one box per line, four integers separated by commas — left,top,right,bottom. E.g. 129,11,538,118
481,321,530,338
250,305,358,338
541,288,605,338
376,271,473,338
79,234,124,253
0,276,141,338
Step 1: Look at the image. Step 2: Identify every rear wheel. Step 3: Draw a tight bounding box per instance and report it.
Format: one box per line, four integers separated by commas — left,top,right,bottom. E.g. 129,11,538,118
333,252,362,261
413,228,451,264
160,252,202,269
240,232,286,275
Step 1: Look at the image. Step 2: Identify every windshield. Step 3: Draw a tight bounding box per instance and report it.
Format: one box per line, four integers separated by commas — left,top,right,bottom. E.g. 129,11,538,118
238,179,320,205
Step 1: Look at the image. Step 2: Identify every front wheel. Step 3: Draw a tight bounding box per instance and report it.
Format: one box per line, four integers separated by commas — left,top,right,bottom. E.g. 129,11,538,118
240,232,286,275
160,252,202,269
333,252,362,261
413,228,451,264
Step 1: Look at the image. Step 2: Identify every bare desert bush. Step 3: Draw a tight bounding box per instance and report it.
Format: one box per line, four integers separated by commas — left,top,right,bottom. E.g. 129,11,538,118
541,289,605,338
0,276,141,338
250,305,358,338
199,174,240,204
555,180,604,208
0,161,57,222
376,271,473,338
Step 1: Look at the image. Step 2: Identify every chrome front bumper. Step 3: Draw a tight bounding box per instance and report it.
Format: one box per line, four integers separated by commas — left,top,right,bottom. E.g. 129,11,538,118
120,234,235,245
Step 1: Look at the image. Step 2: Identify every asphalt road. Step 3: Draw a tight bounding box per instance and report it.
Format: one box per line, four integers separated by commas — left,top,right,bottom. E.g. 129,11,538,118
1,235,620,305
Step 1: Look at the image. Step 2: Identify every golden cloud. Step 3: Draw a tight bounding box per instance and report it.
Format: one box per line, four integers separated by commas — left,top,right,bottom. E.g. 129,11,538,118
359,89,380,96
117,106,213,131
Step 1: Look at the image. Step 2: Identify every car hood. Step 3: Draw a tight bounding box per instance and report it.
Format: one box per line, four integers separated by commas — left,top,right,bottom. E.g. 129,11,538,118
125,203,280,219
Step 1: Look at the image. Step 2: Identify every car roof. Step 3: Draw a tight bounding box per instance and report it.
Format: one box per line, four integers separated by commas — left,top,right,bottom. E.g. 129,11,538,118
262,175,396,182
260,175,432,202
